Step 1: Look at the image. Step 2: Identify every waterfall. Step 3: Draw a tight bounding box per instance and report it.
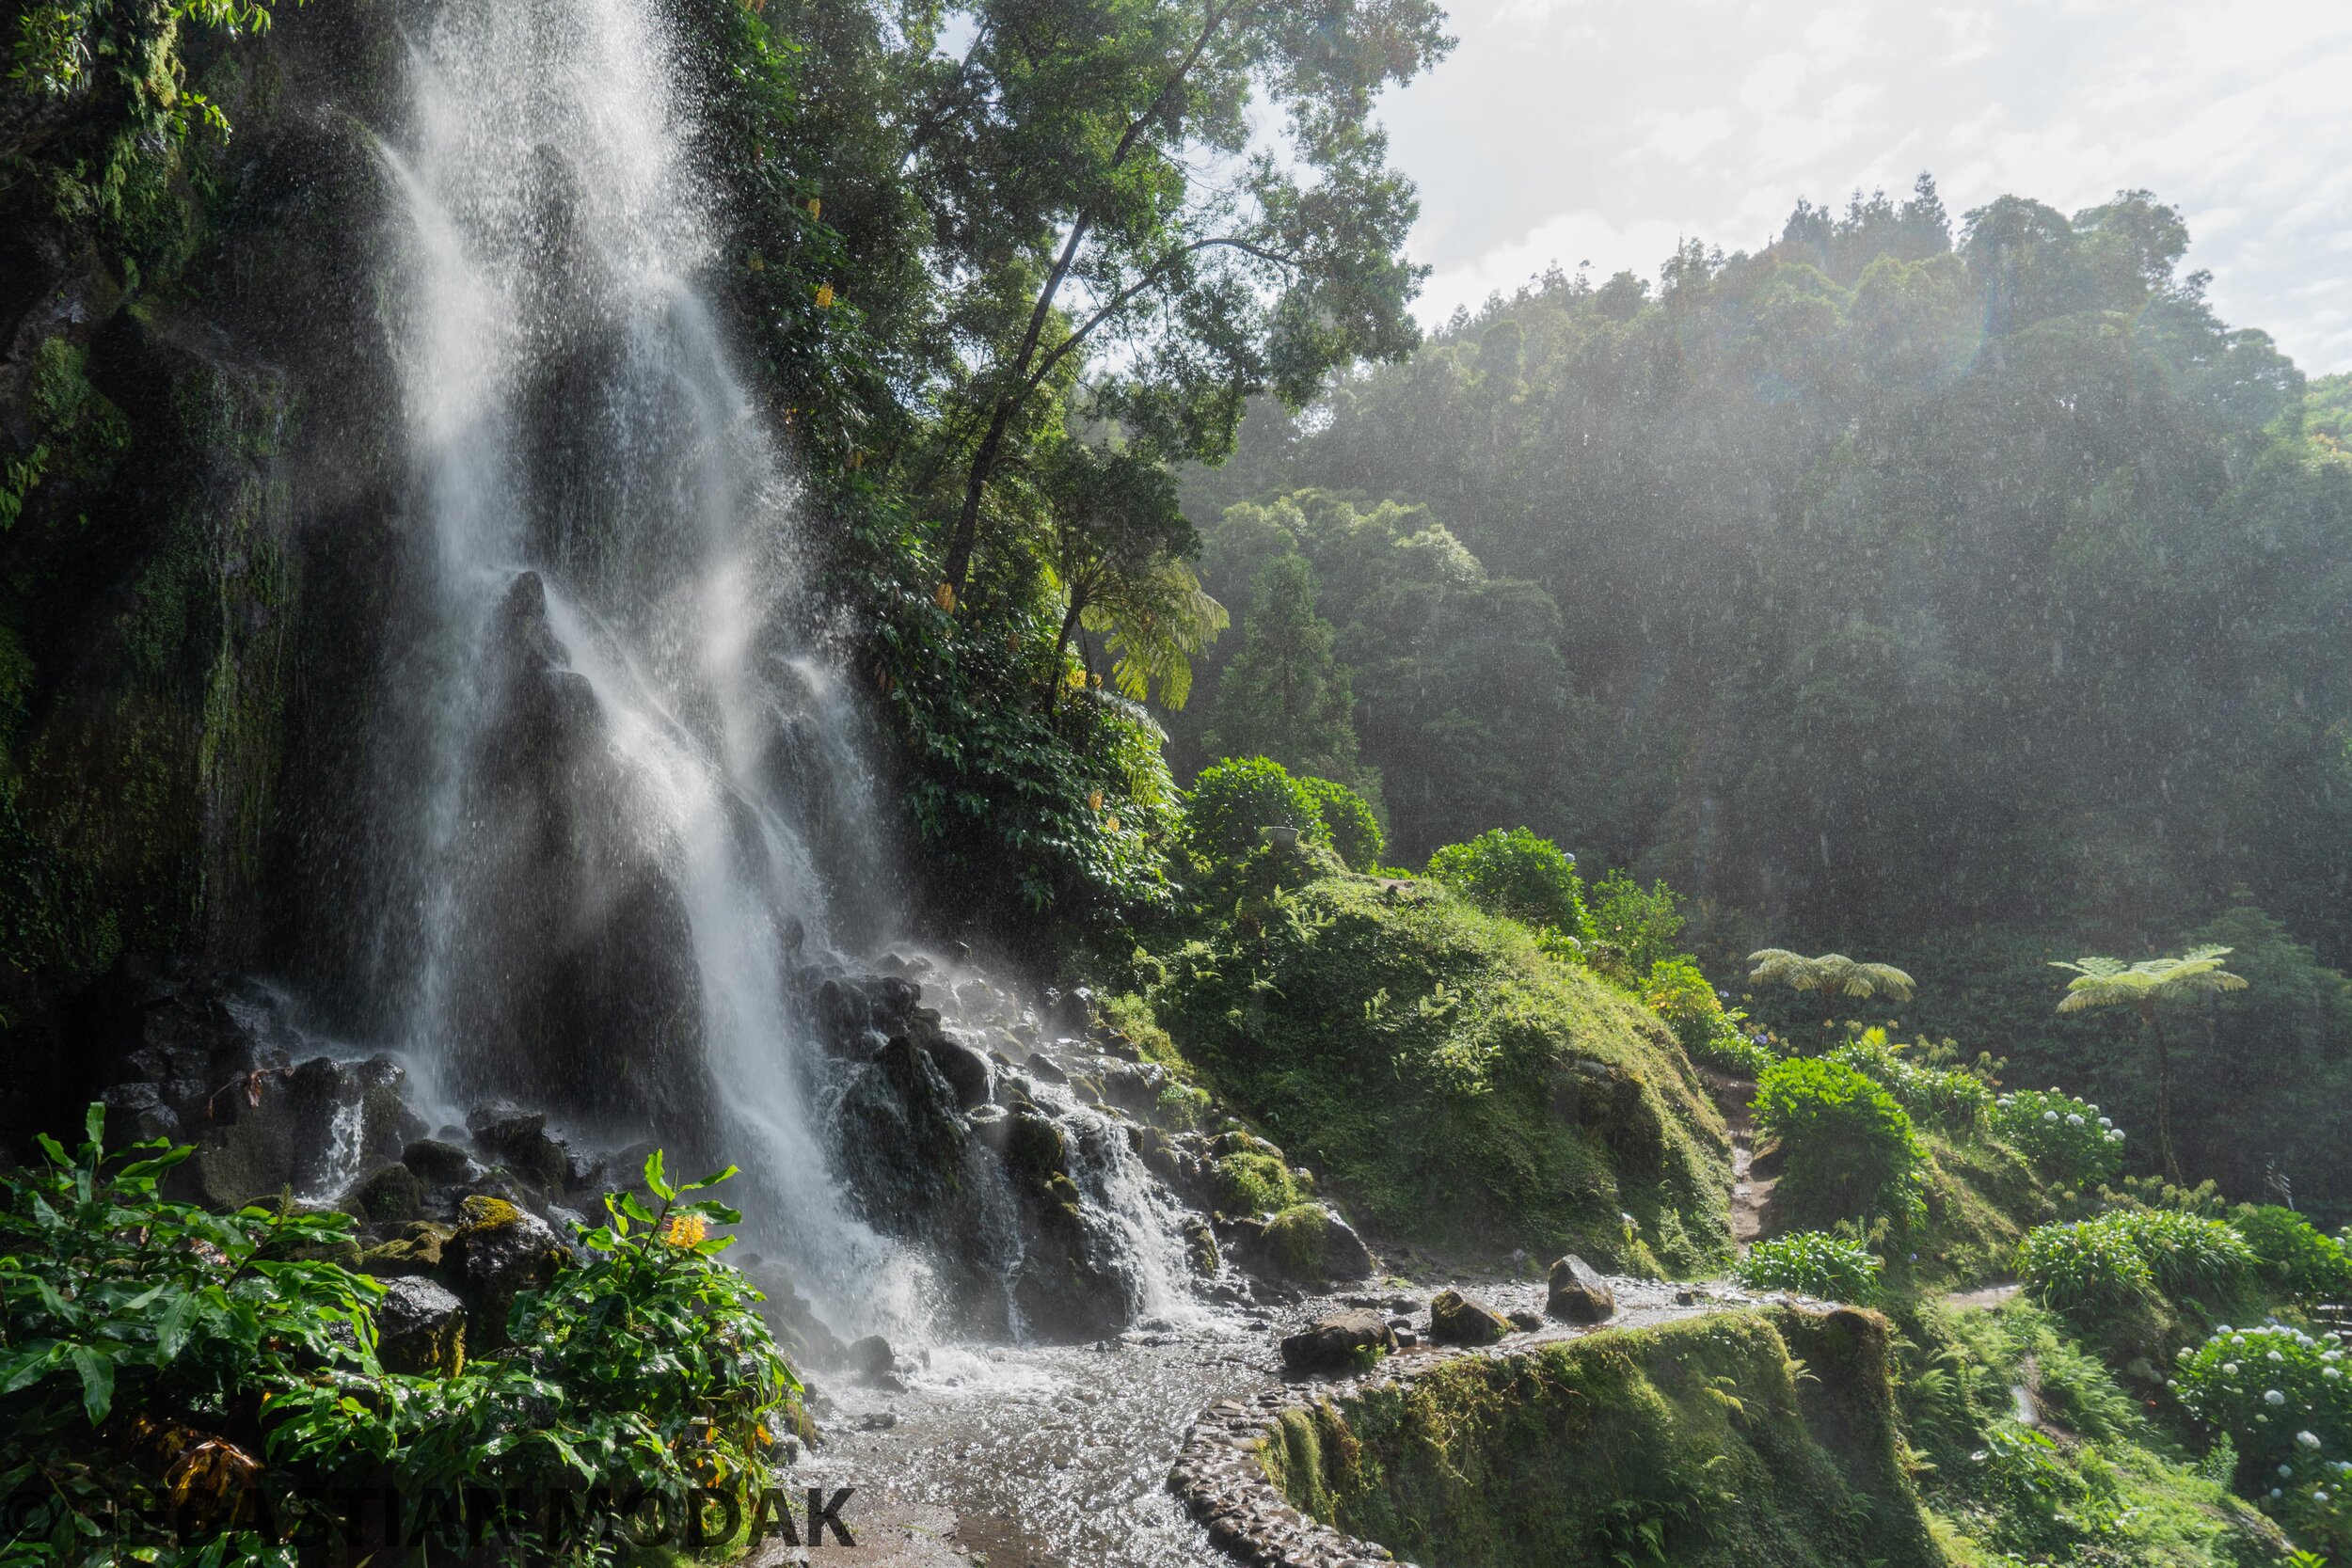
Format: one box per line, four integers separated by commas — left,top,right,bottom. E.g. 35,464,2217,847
375,0,923,1333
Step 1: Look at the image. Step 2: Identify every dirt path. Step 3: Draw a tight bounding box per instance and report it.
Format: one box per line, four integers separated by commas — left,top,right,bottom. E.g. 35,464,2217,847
1702,1069,1775,1251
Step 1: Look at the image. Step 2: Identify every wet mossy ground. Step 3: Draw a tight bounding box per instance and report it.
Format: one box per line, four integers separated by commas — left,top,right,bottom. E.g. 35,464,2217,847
1124,866,1733,1274
1261,1307,1941,1568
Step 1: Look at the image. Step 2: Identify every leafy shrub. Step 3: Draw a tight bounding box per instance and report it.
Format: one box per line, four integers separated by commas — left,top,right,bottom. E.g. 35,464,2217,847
1992,1088,2126,1187
2108,1209,2257,1295
2017,1209,2254,1315
1187,754,1322,862
1423,827,1585,932
0,1109,802,1565
1645,960,1777,1076
2172,1323,2352,1476
1581,868,1684,974
2016,1217,2157,1313
1733,1230,1882,1302
1297,774,1384,870
1751,1056,1926,1227
1830,1027,1994,1130
2231,1205,2352,1306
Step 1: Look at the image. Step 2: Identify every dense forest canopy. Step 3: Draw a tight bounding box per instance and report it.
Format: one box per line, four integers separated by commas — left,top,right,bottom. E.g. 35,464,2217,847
1167,182,2352,1205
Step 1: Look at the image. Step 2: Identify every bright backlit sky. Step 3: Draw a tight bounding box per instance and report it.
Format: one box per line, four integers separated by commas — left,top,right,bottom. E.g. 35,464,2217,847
1378,0,2352,372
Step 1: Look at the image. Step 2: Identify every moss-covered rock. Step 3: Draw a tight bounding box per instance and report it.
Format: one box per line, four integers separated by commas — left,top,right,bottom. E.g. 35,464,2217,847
1260,1308,1941,1568
1136,874,1732,1272
342,1162,423,1224
1428,1289,1511,1346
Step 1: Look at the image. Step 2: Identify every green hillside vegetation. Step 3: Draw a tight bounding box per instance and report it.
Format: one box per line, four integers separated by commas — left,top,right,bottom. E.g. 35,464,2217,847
1117,839,1732,1273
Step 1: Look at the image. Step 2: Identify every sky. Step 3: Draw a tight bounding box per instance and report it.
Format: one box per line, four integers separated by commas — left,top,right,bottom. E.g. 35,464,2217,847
1378,0,2352,373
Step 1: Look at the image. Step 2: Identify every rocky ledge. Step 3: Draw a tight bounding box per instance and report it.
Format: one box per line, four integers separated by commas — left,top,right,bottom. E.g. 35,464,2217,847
1168,1268,1780,1568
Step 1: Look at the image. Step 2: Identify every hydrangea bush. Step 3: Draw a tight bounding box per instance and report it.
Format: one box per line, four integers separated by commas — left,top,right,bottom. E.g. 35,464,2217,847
1733,1230,1883,1302
1993,1088,2126,1186
1829,1028,1994,1131
2172,1323,2352,1481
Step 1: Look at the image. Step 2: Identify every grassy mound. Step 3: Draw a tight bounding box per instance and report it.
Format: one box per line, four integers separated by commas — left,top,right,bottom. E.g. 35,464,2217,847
1125,863,1732,1273
1261,1307,1940,1567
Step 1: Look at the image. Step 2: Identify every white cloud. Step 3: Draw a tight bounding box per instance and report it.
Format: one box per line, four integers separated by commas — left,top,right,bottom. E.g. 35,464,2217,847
1378,0,2352,371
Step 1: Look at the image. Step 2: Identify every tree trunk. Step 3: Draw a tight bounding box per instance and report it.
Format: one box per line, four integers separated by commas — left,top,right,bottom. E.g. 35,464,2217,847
944,403,1017,593
2142,1002,2184,1187
1043,594,1085,712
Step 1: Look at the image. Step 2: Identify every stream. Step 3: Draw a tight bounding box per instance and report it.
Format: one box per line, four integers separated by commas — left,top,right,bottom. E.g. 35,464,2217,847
772,1275,1752,1568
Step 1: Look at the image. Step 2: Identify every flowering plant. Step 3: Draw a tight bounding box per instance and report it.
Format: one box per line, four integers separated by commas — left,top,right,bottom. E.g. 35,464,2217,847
1993,1088,2125,1186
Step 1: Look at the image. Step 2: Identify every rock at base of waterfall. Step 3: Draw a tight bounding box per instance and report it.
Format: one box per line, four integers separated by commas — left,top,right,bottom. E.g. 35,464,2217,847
1429,1289,1512,1346
467,1105,573,1190
848,1334,897,1384
377,1276,468,1376
360,1221,456,1277
1182,1215,1220,1275
1546,1254,1617,1323
402,1137,474,1185
342,1163,424,1224
1279,1309,1396,1374
451,1195,564,1346
922,1035,993,1109
1232,1203,1377,1285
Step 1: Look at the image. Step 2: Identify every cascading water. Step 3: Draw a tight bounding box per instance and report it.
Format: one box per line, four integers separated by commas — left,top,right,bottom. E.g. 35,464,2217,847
363,0,1197,1347
373,0,924,1332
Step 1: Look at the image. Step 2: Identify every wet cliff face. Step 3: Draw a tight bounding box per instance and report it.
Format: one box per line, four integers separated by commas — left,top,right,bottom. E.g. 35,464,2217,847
0,1,431,1139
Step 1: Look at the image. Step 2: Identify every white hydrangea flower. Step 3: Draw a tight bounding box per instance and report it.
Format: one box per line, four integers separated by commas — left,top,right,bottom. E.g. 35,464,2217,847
2266,1390,2287,1405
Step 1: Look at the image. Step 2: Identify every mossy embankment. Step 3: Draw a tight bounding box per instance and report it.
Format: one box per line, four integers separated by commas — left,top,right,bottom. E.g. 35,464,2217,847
1259,1307,1940,1568
1114,853,1733,1273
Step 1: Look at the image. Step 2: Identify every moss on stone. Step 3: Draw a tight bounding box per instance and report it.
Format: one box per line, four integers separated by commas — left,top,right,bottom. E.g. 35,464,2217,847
1138,873,1732,1272
1260,1202,1330,1276
1260,1308,1941,1568
1213,1149,1303,1215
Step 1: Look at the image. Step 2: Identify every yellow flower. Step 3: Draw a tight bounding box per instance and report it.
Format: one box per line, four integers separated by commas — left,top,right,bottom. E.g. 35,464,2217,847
934,580,957,611
815,282,835,309
807,197,821,220
755,1424,772,1446
662,1213,708,1247
1088,789,1104,812
1065,667,1085,689
1104,815,1121,833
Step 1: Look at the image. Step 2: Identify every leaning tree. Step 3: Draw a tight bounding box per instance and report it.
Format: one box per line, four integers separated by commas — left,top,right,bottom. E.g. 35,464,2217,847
2050,945,2247,1187
1747,950,1917,1046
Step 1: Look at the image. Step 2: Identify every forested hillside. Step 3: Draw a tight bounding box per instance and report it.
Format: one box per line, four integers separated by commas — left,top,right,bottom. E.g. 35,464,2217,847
1170,182,2352,1209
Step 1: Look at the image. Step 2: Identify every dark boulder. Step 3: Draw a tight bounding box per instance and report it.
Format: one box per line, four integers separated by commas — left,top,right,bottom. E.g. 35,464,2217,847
449,1196,564,1346
1546,1254,1617,1323
402,1137,474,1185
922,1035,993,1110
467,1105,570,1189
847,1334,896,1384
342,1163,424,1225
1279,1309,1395,1375
1429,1290,1511,1346
376,1276,467,1375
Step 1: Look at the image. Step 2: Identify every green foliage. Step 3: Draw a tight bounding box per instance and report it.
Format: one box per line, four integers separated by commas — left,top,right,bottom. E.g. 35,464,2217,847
1425,828,1586,934
0,1110,802,1565
1829,1028,1993,1131
1185,754,1322,863
1752,1056,1927,1228
1991,1088,2126,1187
1297,775,1383,872
2230,1205,2352,1307
2010,1208,2250,1315
1582,871,1682,975
1203,555,1364,786
1733,1230,1883,1302
877,583,1180,916
1135,871,1730,1270
1213,1150,1304,1216
2173,1323,2352,1478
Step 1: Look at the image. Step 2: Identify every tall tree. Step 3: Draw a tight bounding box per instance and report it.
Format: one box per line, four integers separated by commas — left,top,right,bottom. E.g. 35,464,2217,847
2051,946,2249,1186
1204,553,1359,784
1747,951,1918,1041
913,0,1452,591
